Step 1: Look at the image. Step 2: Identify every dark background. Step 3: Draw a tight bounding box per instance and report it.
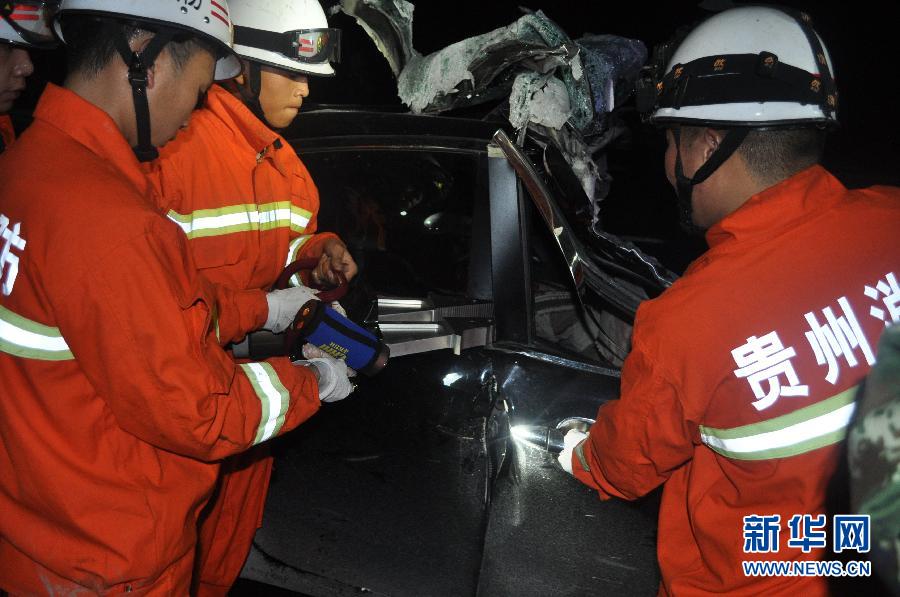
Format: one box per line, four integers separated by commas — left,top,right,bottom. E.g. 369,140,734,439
14,0,900,267
307,0,900,270
313,0,900,171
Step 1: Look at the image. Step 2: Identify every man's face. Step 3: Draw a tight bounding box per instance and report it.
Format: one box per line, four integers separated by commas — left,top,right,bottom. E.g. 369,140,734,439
147,47,215,147
0,44,34,114
258,66,310,129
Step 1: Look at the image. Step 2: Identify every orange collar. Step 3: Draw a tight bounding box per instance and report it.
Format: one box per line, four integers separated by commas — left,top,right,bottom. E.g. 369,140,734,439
206,85,281,152
705,165,846,250
34,84,153,197
203,84,288,175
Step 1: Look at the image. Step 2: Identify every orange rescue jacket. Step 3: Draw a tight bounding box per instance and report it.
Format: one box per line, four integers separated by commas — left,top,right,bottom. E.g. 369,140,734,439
573,166,900,595
0,84,320,594
145,83,342,594
145,84,338,292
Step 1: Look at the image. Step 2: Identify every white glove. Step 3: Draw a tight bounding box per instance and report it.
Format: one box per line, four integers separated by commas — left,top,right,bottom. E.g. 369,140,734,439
264,286,319,333
306,357,355,402
301,343,357,377
330,301,347,317
557,429,588,475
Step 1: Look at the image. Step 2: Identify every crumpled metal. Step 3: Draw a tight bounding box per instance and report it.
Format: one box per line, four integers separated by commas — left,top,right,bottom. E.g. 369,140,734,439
577,35,648,122
396,10,593,130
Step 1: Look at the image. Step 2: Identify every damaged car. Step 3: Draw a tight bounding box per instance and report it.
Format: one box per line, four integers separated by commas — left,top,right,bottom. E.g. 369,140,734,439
238,3,680,595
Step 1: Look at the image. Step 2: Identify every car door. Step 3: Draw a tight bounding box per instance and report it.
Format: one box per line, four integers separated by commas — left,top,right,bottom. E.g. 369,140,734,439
241,111,660,596
241,112,501,596
475,132,659,596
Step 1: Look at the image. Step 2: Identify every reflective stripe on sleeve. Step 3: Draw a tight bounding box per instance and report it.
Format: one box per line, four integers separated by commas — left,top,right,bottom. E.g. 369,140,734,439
167,202,312,239
285,235,313,287
699,387,857,461
239,362,290,445
0,305,74,361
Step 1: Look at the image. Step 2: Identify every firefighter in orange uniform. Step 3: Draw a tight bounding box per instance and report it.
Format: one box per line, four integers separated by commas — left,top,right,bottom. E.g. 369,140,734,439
0,1,56,154
143,1,358,593
559,7,900,596
0,0,353,594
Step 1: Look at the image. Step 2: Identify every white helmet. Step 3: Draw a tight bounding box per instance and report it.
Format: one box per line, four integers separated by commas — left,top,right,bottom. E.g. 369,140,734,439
54,0,242,161
1,1,59,48
54,0,241,80
650,6,837,127
230,0,339,77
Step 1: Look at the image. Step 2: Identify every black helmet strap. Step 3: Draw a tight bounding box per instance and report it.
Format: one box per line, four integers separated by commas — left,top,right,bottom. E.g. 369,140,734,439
653,10,838,124
672,126,749,232
114,30,173,162
233,59,271,125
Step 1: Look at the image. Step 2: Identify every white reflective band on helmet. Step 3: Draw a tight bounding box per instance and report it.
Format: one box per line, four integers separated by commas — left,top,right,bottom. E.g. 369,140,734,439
285,234,312,287
167,202,312,239
700,387,857,460
228,0,336,76
0,305,74,361
239,362,289,445
54,0,241,80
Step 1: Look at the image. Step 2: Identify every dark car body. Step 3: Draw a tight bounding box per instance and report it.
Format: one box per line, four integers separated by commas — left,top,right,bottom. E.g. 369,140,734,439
239,109,663,596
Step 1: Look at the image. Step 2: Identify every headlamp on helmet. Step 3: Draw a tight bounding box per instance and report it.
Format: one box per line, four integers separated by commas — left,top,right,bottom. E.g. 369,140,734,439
634,38,679,119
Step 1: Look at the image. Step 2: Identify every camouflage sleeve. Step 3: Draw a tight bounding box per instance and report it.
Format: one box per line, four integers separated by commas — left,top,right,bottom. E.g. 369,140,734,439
847,324,900,593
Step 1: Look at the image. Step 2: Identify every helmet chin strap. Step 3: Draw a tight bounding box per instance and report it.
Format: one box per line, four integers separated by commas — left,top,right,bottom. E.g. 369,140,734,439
114,31,173,162
672,126,749,234
235,60,275,127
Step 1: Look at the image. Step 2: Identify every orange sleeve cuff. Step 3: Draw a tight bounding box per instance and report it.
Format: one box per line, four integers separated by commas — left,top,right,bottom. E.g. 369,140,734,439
212,286,268,345
295,232,341,261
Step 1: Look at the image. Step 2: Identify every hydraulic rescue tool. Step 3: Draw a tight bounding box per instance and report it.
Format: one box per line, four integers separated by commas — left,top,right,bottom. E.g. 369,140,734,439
233,259,390,376
510,417,595,454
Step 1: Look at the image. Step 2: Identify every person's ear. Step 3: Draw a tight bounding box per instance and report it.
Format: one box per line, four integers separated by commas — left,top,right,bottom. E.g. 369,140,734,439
702,128,724,162
233,58,252,87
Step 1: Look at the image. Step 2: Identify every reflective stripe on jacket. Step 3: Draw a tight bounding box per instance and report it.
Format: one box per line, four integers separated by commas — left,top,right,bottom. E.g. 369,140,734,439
573,166,900,596
145,84,342,591
0,84,321,594
146,85,338,292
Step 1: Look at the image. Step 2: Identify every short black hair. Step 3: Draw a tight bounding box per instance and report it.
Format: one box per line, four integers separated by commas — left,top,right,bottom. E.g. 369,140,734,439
679,125,826,185
738,127,826,185
60,15,217,79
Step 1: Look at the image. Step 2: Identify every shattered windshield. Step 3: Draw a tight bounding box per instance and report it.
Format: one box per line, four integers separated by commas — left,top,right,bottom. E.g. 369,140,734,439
337,1,645,226
332,0,678,288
